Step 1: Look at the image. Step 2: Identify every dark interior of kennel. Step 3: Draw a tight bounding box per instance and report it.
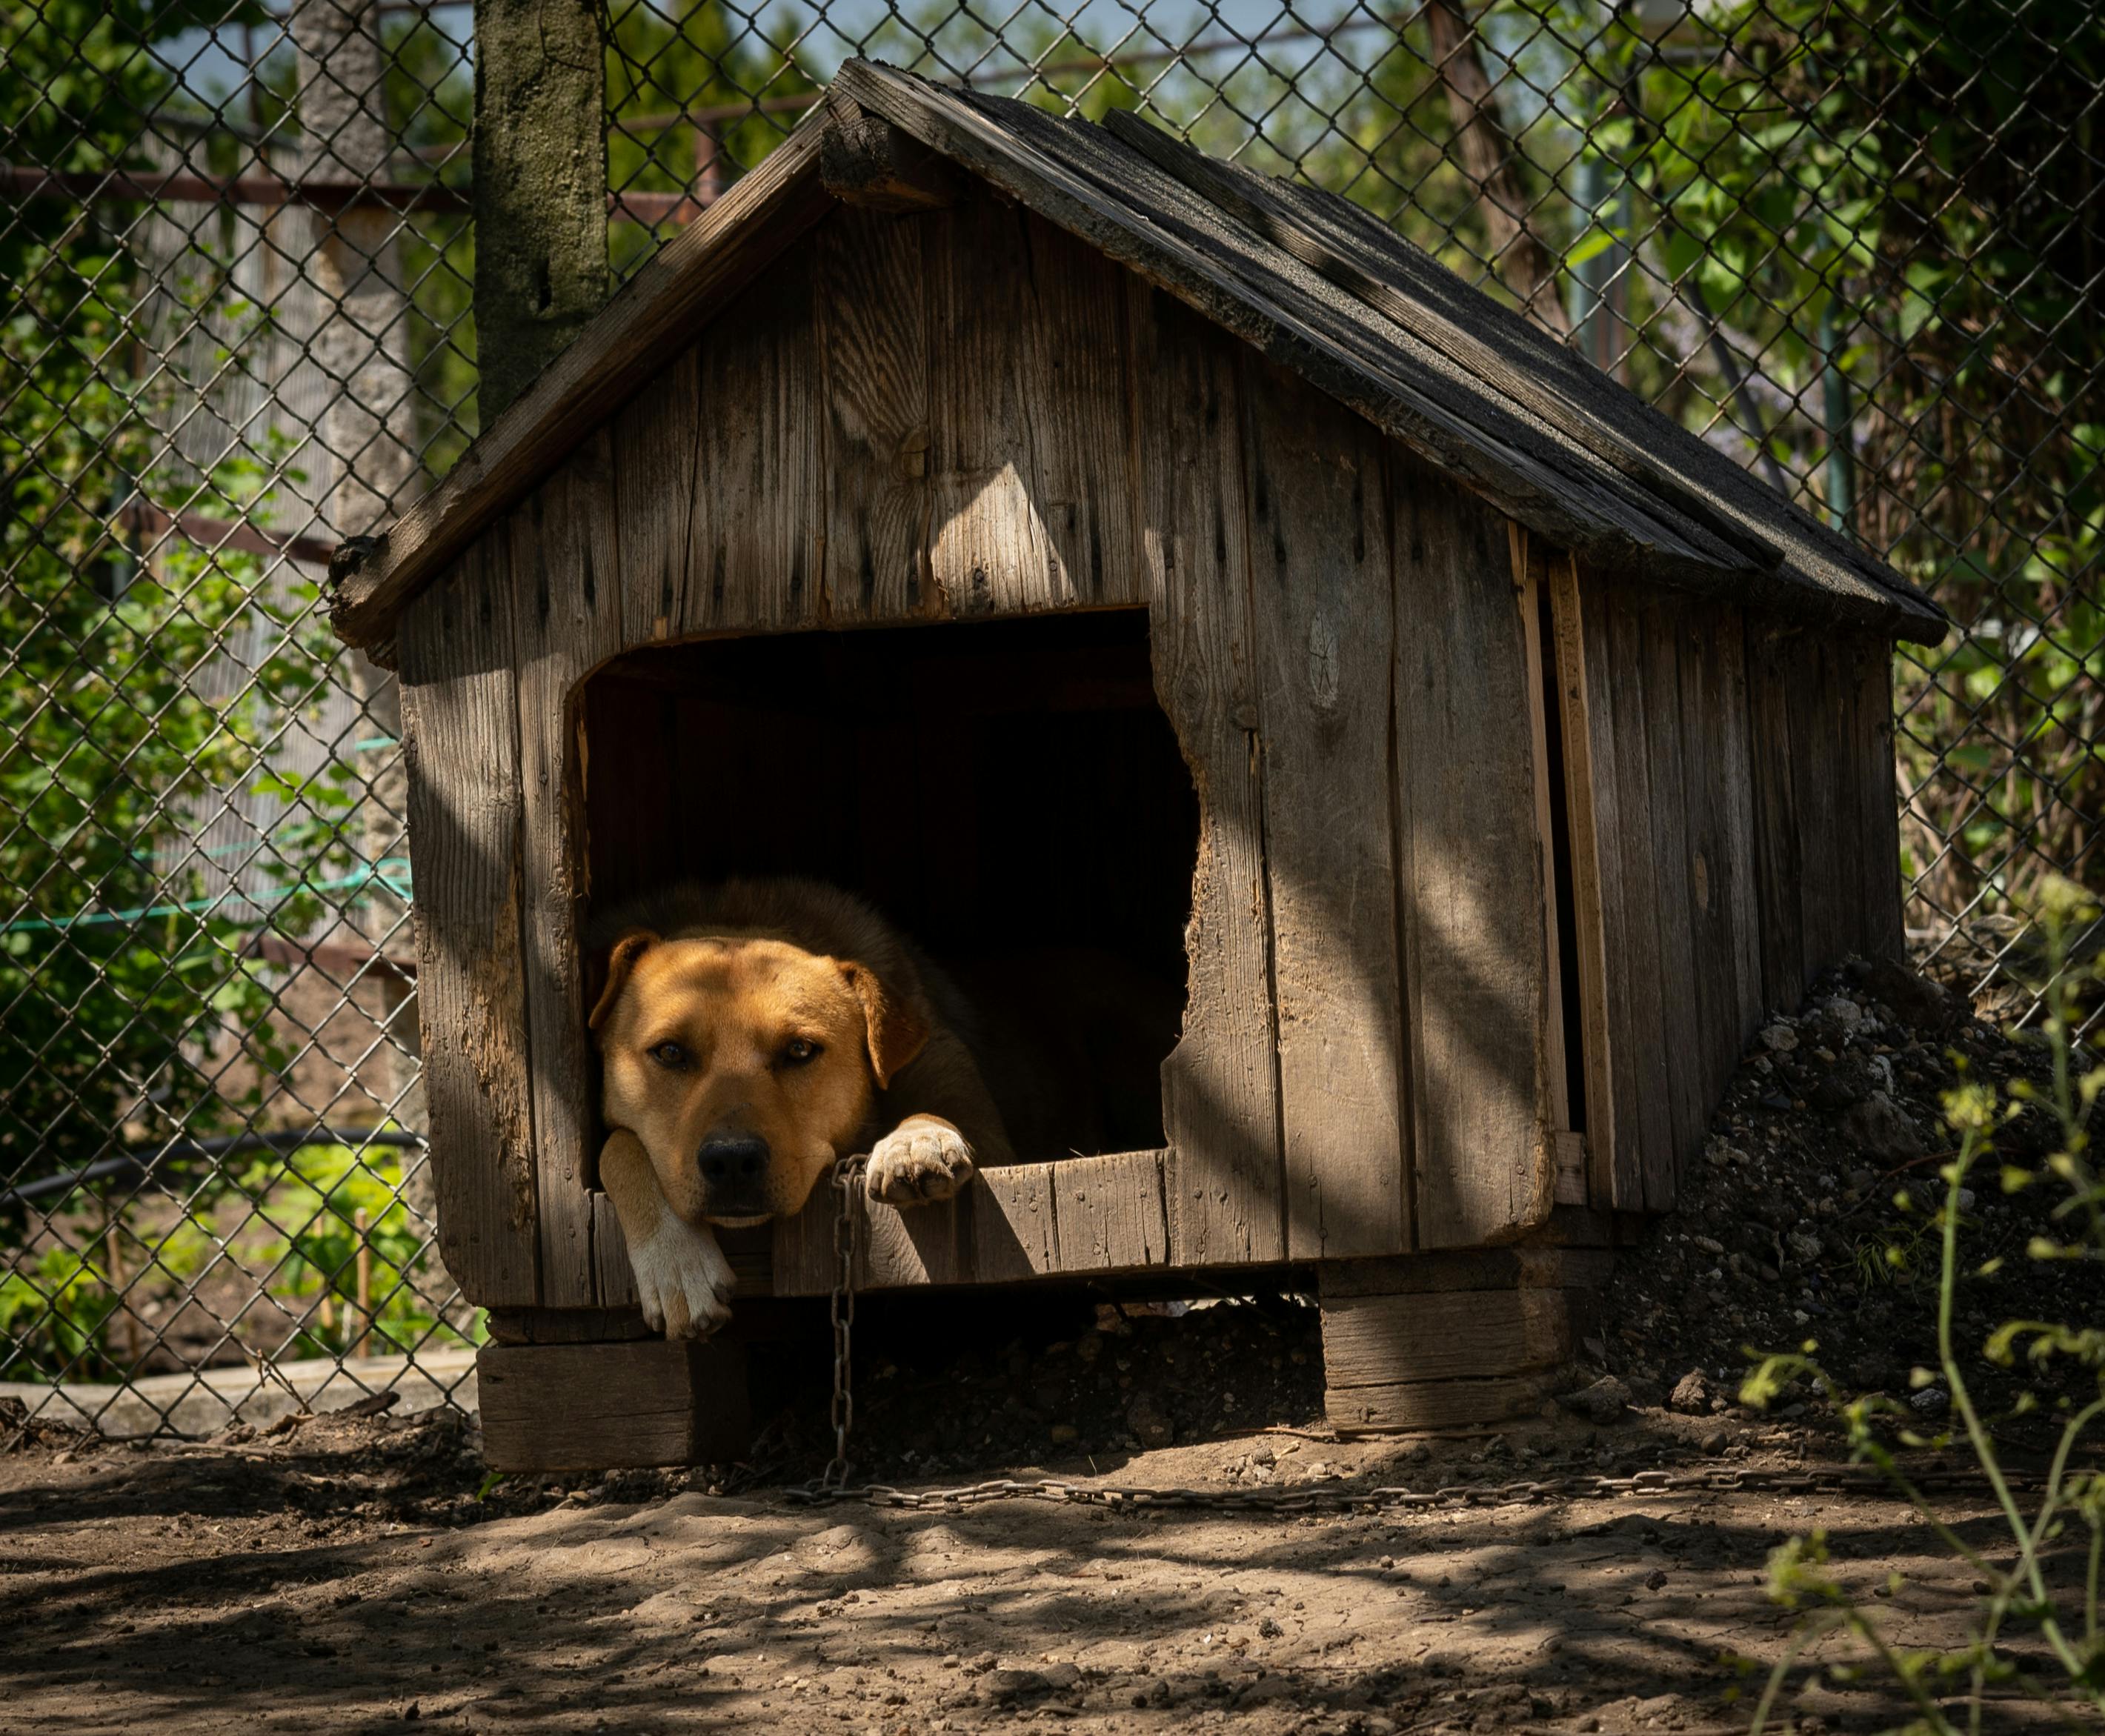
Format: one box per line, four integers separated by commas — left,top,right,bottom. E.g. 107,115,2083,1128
576,608,1202,1158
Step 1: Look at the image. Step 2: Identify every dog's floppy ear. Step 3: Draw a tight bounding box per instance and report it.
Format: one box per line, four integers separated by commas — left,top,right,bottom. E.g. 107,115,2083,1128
588,929,658,1032
839,961,931,1089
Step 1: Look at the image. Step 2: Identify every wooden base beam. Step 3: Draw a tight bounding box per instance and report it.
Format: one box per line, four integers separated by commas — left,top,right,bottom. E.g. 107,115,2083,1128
1318,1247,1603,1437
477,1338,751,1471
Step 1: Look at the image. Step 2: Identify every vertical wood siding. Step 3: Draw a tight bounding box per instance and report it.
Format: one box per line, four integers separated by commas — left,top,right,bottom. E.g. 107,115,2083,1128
402,193,1911,1303
1554,571,1906,1211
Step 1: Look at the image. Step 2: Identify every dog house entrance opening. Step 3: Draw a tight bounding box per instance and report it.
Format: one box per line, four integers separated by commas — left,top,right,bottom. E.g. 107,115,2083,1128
578,610,1201,1164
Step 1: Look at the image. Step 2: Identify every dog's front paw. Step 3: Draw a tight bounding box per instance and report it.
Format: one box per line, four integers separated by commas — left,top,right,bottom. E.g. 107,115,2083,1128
628,1215,735,1340
865,1116,976,1206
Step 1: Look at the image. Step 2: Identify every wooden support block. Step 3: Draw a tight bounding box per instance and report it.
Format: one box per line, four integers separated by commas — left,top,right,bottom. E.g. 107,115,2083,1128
477,1340,751,1471
1320,1288,1572,1386
821,91,961,212
1320,1246,1606,1297
1317,1245,1616,1436
1328,1374,1559,1435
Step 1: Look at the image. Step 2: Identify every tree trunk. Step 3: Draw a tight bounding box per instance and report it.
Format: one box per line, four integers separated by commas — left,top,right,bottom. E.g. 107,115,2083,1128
1423,0,1572,339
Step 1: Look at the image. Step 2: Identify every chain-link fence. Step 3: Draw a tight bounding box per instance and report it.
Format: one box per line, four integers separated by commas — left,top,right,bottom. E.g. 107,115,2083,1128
3,0,2098,1433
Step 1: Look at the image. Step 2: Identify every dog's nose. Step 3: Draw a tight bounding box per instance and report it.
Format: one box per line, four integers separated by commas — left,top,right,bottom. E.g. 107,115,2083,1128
697,1134,770,1188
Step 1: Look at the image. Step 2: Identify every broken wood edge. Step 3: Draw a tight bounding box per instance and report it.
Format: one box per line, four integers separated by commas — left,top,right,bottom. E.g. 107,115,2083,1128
821,87,961,211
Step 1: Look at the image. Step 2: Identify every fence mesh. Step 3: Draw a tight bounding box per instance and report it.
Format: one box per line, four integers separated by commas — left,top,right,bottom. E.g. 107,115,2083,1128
2,0,2098,1432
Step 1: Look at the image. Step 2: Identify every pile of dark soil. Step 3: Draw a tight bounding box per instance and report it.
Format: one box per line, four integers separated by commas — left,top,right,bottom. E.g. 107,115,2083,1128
1588,953,2102,1440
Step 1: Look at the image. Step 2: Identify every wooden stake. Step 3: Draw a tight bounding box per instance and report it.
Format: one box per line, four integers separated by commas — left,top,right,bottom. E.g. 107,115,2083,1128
354,1208,373,1359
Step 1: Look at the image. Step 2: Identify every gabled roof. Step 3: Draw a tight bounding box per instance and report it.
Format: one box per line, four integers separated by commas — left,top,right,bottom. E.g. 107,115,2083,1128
330,58,1944,652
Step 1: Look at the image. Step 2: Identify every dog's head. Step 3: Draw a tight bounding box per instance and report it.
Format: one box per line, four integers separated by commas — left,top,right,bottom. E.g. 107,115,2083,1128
589,930,929,1225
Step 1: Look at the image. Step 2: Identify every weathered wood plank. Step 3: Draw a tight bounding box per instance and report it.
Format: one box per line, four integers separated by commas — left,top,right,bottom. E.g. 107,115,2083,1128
1546,556,1623,1207
477,1339,750,1470
1243,354,1409,1260
511,435,626,1308
972,1163,1061,1283
819,204,934,622
1674,599,1750,1114
682,250,824,635
1603,591,1678,1208
1130,282,1283,1268
1745,618,1808,1013
1549,555,1625,1203
592,1192,638,1307
1326,1371,1560,1434
611,345,699,642
1849,636,1906,960
1394,465,1553,1248
923,199,1142,616
1712,607,1766,1049
1512,527,1569,1136
331,121,831,651
1051,1151,1169,1271
1319,1245,1612,1297
771,1151,1183,1294
1798,633,1850,978
1320,1288,1572,1387
396,542,539,1306
1552,1129,1587,1206
820,90,960,212
1639,591,1706,1190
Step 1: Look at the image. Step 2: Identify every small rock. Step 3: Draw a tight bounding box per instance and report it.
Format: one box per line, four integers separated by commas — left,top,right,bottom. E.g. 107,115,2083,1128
1257,1617,1283,1639
1849,1354,1892,1391
1126,1394,1174,1449
1760,1021,1800,1053
1644,1569,1668,1590
1823,997,1864,1028
1557,1375,1632,1426
1048,1423,1079,1445
1909,1388,1950,1417
1841,1091,1925,1161
1860,956,1963,1031
1760,1091,1795,1112
1692,1235,1725,1256
1699,1428,1729,1455
1669,1371,1711,1414
1785,1231,1823,1263
988,1669,1051,1700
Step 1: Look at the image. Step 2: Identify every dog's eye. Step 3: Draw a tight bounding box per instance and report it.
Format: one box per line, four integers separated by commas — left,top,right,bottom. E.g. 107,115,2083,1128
781,1037,819,1065
648,1041,688,1069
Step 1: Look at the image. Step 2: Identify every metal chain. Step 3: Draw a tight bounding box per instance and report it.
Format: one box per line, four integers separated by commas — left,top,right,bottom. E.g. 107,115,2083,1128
817,1153,868,1491
786,1463,2058,1514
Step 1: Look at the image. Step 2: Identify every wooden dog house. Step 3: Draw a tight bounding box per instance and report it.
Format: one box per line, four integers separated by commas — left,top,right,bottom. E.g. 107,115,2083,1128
330,60,1945,1469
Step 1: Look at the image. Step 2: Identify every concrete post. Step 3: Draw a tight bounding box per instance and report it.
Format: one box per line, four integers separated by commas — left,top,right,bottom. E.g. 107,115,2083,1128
471,0,609,420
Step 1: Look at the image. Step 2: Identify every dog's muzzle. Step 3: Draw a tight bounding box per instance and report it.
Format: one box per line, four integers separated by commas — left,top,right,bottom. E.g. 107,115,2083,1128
696,1132,771,1218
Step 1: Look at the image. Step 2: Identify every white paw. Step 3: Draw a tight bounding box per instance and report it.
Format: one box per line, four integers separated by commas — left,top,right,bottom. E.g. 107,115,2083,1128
628,1216,735,1340
865,1118,976,1206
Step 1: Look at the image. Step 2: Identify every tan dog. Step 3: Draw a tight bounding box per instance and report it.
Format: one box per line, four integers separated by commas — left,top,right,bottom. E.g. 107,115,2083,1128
587,880,1017,1338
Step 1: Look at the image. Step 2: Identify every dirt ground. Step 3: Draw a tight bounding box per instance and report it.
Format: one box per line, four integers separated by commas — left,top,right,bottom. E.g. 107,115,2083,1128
0,1402,2078,1736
